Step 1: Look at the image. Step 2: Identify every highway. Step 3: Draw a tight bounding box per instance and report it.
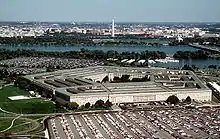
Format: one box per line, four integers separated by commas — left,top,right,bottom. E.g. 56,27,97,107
189,43,220,53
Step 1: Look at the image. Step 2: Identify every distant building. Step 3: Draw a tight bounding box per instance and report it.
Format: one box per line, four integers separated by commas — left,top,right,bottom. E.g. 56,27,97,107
177,36,183,42
112,19,115,37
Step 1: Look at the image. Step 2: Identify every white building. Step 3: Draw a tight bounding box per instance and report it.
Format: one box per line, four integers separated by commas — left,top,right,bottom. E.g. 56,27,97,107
112,19,115,37
25,66,212,106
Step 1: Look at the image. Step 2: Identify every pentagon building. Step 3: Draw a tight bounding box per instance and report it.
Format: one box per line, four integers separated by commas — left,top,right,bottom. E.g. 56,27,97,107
24,66,212,105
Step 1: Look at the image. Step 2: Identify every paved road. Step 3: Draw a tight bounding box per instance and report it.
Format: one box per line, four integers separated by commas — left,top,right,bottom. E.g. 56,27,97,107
189,43,220,53
44,128,49,139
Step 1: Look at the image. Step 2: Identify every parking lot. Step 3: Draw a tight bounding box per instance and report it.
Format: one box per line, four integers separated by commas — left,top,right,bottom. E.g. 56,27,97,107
0,57,103,74
0,57,103,70
47,107,220,139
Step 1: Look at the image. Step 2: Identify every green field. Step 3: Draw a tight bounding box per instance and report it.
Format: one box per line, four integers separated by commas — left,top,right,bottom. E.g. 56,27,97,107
6,119,36,134
7,122,34,133
0,85,29,102
0,86,66,114
0,85,67,135
23,116,45,120
0,119,12,131
0,117,36,133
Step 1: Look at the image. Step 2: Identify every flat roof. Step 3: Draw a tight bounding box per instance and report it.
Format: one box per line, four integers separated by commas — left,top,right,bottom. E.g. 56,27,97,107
24,66,210,97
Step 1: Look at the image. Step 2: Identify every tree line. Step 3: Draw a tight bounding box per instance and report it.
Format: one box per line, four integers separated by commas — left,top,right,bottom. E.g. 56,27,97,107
96,41,163,46
0,48,167,61
0,36,94,46
169,37,220,46
0,36,167,47
173,50,210,59
66,99,113,111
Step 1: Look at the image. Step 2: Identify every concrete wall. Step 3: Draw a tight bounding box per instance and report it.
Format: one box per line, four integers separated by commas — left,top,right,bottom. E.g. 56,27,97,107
177,90,212,101
66,90,212,106
109,90,212,104
57,89,211,106
85,73,108,82
70,95,109,106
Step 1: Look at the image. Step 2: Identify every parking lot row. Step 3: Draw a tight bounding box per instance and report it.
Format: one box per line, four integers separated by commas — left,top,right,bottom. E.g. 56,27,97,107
0,57,103,74
47,108,220,139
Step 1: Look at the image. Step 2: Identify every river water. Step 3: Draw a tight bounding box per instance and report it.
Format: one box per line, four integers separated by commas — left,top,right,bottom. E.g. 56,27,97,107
0,44,219,68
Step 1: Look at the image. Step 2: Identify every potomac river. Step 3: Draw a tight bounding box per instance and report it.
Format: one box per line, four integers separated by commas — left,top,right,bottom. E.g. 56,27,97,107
0,44,219,68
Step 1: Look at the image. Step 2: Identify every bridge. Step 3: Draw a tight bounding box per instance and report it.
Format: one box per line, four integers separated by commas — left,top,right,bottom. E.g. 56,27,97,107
207,82,220,101
189,43,220,53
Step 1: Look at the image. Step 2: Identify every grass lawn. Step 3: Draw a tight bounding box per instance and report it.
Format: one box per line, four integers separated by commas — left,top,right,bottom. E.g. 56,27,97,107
0,118,35,133
0,85,29,102
0,118,12,131
22,116,45,120
28,123,45,135
0,86,66,114
7,120,34,133
0,100,66,114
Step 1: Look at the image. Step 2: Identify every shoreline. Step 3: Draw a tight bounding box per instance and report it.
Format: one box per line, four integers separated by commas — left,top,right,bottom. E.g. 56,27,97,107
0,43,171,47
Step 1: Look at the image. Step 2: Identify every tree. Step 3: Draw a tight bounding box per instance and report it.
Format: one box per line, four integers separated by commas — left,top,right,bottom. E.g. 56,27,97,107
14,78,30,89
85,102,91,109
79,105,85,110
94,99,105,108
165,95,180,105
102,76,109,83
185,96,192,103
105,99,113,108
4,77,11,84
113,76,120,82
208,65,217,69
121,75,130,82
55,101,62,109
67,102,79,110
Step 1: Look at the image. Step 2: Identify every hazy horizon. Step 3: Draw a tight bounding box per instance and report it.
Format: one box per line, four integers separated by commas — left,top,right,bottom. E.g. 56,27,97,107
0,0,220,23
0,21,220,24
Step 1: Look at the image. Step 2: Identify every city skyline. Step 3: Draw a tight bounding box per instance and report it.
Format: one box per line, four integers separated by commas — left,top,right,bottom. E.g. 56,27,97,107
0,0,220,23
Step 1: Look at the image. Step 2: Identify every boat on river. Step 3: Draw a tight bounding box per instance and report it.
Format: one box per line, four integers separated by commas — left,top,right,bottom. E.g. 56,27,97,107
155,57,179,63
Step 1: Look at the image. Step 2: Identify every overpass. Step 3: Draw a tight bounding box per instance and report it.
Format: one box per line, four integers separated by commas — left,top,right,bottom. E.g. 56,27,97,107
207,82,220,101
189,43,220,53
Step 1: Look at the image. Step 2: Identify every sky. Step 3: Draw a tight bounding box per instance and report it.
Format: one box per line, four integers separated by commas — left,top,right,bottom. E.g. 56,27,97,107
0,0,220,22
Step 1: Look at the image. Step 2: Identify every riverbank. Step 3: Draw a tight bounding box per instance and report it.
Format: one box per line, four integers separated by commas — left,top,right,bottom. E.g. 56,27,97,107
0,44,220,69
0,36,172,46
0,44,199,54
